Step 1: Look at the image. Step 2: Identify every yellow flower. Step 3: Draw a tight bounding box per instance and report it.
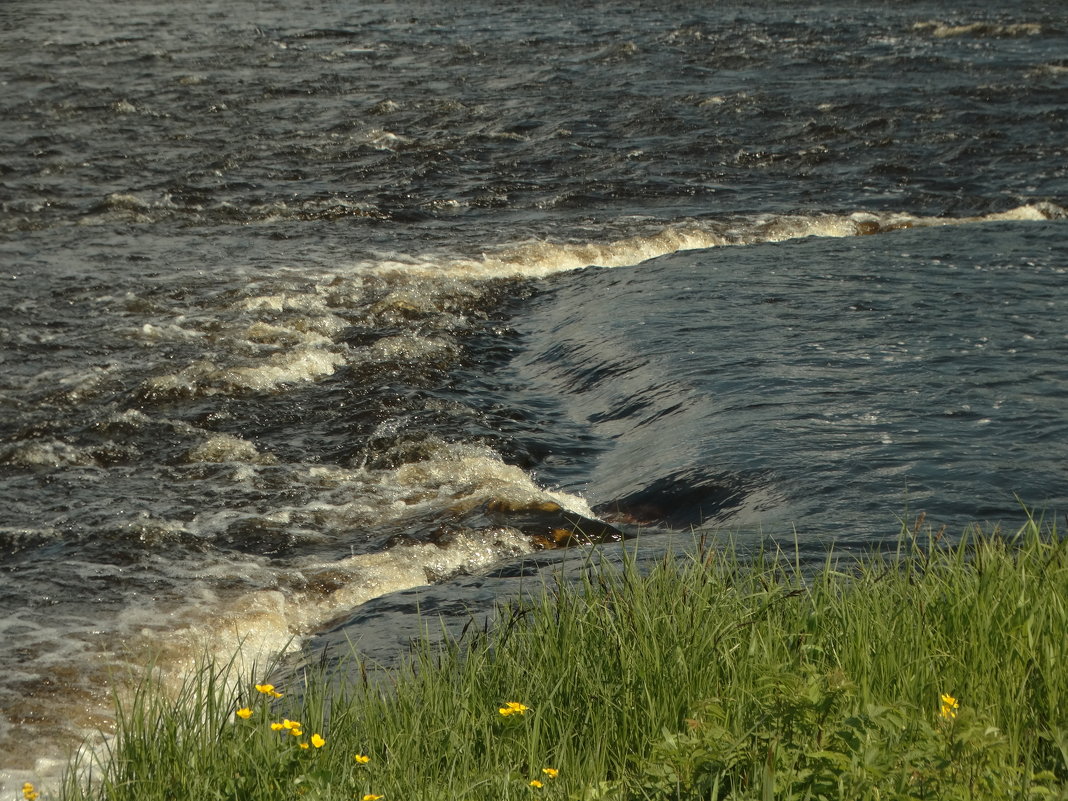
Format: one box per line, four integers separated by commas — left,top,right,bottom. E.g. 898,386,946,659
271,722,285,731
290,728,304,737
529,780,543,788
940,693,960,719
22,783,39,801
235,707,253,719
299,742,309,749
542,768,559,779
311,733,325,748
362,795,383,801
354,753,371,764
498,701,530,716
255,683,284,698
282,719,301,730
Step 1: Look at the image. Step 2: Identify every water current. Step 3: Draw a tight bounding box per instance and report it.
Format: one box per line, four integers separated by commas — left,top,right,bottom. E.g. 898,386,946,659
1,0,1066,789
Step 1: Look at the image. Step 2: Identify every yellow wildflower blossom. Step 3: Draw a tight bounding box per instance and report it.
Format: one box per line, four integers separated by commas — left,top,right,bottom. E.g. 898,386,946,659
498,701,530,716
290,728,304,737
255,682,284,698
311,733,326,748
542,768,559,779
940,693,959,719
22,783,39,801
529,780,543,788
282,719,301,730
299,742,309,749
271,722,285,731
354,753,371,764
362,795,383,801
235,707,253,719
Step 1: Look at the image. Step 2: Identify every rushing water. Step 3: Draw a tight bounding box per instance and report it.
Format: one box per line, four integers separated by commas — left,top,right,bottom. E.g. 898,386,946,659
2,0,1067,788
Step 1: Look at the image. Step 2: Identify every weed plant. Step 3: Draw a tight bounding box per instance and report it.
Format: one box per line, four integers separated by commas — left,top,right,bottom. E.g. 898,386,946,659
61,515,1068,801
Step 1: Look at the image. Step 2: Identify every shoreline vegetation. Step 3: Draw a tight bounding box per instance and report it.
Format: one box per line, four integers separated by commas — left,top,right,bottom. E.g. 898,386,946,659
59,515,1067,801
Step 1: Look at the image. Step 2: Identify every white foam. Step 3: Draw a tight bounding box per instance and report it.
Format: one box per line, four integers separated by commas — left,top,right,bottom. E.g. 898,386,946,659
1028,63,1068,78
221,347,346,390
77,523,539,777
353,205,1065,283
126,202,1056,424
389,442,597,518
145,345,346,396
978,204,1056,222
118,587,302,689
2,439,97,468
453,226,731,279
282,528,535,633
131,531,531,663
242,441,599,535
105,446,596,697
913,20,1043,38
0,526,61,545
186,434,276,465
7,364,113,401
244,321,334,348
364,333,456,363
352,128,411,150
136,321,206,343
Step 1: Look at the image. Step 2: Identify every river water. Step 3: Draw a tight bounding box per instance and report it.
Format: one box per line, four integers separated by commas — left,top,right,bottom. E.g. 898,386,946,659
1,0,1066,788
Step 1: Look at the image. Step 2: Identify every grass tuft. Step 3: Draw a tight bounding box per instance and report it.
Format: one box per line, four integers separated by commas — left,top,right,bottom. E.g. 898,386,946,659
62,516,1068,800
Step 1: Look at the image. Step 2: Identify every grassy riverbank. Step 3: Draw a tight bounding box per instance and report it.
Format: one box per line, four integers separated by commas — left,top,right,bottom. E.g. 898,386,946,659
62,516,1068,801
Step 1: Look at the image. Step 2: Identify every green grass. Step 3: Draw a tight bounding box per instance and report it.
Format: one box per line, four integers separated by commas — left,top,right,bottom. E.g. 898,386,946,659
63,514,1068,801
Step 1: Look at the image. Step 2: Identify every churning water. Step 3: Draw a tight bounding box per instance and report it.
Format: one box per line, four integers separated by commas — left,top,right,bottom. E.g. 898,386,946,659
1,0,1066,788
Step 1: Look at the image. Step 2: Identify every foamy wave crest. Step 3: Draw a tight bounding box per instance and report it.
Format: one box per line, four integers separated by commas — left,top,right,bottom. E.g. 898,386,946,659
186,434,277,465
260,440,598,533
374,203,1066,282
132,204,1065,405
1,439,98,468
363,333,458,365
913,20,1044,38
221,347,346,391
144,346,346,397
93,440,592,710
121,526,534,674
81,441,582,759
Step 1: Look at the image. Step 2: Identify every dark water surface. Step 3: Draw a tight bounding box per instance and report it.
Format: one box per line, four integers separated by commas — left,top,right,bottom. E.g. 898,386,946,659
514,221,1067,533
1,0,1066,787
